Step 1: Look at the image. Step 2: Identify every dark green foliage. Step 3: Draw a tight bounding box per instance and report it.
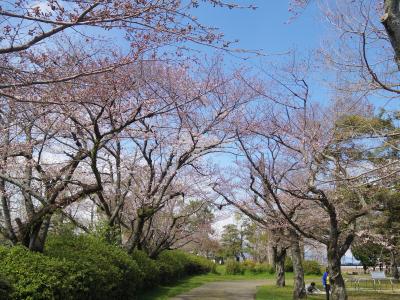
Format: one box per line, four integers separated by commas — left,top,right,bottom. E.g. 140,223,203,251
156,250,215,284
303,260,322,275
0,245,90,300
352,241,382,271
284,256,293,272
0,273,12,300
131,250,160,289
183,252,216,275
156,251,187,283
45,233,141,300
0,235,214,299
225,259,244,275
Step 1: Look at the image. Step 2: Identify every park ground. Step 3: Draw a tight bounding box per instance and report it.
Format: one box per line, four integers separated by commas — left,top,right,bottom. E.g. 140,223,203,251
139,265,400,300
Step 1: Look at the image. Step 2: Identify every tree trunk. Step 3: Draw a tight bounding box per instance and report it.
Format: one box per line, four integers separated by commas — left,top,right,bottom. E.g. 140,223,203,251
327,248,347,300
390,250,399,280
382,0,400,70
0,178,17,244
126,215,146,254
274,246,286,287
26,215,51,252
291,234,306,299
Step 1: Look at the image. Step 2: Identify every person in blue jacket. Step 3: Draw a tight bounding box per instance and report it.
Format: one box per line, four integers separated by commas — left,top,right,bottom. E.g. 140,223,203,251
322,268,330,300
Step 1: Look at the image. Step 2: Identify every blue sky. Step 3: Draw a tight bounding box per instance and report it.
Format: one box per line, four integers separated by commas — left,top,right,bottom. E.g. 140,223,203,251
193,1,322,58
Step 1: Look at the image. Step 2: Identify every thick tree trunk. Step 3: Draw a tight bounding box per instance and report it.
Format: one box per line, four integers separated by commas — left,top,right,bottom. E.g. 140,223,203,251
274,246,286,287
291,234,306,299
327,249,347,300
27,215,51,252
390,250,399,280
0,178,17,244
362,265,367,274
126,216,146,253
382,0,400,70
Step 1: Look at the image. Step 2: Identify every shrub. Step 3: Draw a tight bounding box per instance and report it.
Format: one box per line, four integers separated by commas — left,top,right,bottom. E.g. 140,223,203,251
0,273,12,300
303,260,322,275
225,259,244,275
241,261,274,274
255,262,275,274
45,233,142,300
285,257,293,272
156,251,187,283
156,250,214,284
131,250,160,289
242,260,257,273
0,237,215,299
184,254,215,275
266,263,275,274
0,245,90,300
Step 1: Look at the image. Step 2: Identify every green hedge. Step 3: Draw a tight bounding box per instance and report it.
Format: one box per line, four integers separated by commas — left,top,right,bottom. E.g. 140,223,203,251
45,233,141,299
0,234,215,299
131,250,160,289
156,250,215,284
303,260,322,275
0,246,90,300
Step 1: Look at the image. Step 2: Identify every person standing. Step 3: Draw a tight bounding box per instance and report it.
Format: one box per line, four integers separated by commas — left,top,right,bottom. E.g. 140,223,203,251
322,268,331,300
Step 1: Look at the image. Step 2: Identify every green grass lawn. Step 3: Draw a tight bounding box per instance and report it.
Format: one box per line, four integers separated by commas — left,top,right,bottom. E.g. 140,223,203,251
139,266,400,300
256,283,400,300
138,265,276,300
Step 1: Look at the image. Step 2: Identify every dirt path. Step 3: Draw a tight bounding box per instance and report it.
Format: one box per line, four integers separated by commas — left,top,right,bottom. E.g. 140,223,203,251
170,280,269,300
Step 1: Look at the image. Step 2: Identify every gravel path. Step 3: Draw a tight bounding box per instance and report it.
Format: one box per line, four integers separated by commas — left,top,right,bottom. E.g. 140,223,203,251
170,280,268,300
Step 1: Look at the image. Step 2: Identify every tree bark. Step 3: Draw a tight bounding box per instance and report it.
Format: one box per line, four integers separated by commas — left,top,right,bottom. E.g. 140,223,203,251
126,215,146,254
390,250,399,280
274,245,287,287
291,233,306,299
327,248,348,300
382,0,400,70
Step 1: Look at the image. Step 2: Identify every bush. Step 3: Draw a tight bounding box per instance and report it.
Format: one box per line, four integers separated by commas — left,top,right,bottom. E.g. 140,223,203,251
0,245,91,300
225,259,244,275
0,273,12,300
156,251,187,283
267,263,275,274
0,236,215,299
240,261,274,274
131,250,160,289
156,250,214,284
184,254,215,275
303,260,322,275
255,262,275,274
242,260,257,273
45,233,142,300
285,257,293,272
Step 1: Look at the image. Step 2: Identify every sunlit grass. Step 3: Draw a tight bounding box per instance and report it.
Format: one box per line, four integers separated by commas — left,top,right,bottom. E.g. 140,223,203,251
256,283,400,300
139,265,400,300
138,265,276,300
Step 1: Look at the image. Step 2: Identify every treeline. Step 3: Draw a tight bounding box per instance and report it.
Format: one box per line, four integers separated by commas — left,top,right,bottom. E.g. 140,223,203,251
0,233,214,300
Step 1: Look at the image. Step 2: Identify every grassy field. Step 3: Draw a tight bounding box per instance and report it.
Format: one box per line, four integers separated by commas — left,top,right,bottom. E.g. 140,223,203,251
139,265,400,300
138,265,277,299
256,284,400,300
139,266,316,300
